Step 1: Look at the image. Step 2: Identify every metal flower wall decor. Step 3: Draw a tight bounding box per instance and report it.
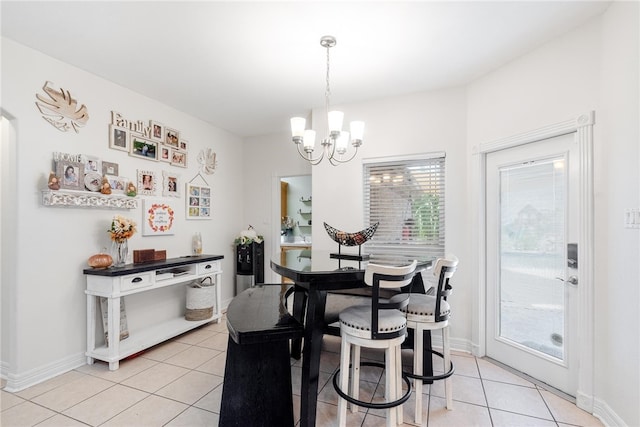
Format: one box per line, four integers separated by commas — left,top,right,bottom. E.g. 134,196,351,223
35,81,89,133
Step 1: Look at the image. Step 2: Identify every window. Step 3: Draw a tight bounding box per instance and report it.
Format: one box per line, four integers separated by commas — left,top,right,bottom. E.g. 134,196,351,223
363,153,445,260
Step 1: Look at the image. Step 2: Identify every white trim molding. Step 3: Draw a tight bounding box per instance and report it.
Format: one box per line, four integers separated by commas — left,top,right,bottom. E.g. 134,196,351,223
472,111,595,412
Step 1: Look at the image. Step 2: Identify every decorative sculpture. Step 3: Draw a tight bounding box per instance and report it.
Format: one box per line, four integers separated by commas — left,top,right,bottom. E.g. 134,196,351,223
35,81,89,133
324,222,379,261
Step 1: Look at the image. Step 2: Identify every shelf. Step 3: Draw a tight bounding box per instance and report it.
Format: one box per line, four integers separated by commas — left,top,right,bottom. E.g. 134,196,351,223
299,197,312,203
297,209,312,216
42,190,138,209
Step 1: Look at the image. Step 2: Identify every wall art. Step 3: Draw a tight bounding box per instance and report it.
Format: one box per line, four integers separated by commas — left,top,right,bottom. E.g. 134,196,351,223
186,183,211,220
162,170,181,198
137,170,156,196
197,148,217,175
130,136,158,161
35,81,89,133
165,128,180,148
102,161,119,176
105,175,128,195
159,146,171,163
143,199,175,236
56,160,85,190
109,125,129,152
170,149,188,168
150,121,165,142
81,154,101,176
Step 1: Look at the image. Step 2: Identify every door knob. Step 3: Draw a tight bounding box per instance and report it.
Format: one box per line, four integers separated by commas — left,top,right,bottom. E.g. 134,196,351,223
555,275,578,286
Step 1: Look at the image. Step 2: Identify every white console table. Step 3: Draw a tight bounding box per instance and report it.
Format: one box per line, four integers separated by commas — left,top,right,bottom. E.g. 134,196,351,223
84,255,224,370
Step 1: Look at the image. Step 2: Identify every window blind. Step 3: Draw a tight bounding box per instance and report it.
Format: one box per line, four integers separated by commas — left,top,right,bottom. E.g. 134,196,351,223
363,154,446,260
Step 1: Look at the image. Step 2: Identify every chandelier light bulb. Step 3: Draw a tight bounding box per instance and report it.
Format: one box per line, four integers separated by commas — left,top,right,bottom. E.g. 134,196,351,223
349,121,365,146
303,129,316,153
327,111,344,137
291,117,306,142
336,131,350,155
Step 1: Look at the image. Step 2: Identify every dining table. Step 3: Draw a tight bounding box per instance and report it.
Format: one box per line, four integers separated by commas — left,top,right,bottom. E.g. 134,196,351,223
270,249,433,427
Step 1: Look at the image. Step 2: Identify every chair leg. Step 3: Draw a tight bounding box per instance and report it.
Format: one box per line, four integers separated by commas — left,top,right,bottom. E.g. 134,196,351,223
385,347,397,427
443,326,453,410
350,345,361,413
414,326,423,425
338,336,351,427
395,345,403,425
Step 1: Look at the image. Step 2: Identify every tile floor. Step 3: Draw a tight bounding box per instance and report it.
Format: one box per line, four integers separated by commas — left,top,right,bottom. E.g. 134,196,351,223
1,315,604,427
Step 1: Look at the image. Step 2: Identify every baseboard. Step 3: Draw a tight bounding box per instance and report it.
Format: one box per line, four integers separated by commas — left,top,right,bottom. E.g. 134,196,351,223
2,352,86,393
592,396,628,427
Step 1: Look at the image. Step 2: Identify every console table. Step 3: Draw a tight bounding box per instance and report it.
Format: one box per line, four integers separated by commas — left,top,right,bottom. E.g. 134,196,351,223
83,254,224,370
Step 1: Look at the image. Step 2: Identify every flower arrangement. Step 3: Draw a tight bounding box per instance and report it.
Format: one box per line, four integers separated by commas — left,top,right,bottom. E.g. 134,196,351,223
281,216,296,234
108,215,137,243
234,225,263,246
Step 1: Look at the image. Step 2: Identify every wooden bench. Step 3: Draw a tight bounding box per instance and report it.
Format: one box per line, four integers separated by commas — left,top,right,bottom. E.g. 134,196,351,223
220,284,303,427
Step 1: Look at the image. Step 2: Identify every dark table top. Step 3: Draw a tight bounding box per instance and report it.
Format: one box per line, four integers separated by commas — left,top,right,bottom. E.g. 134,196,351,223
83,254,224,277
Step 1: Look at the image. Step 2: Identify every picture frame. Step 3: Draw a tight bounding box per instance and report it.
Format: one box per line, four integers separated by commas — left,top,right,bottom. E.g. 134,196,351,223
105,175,128,194
137,170,156,196
142,199,175,236
162,170,181,198
81,154,101,175
83,172,102,192
150,120,165,143
130,136,158,161
159,146,171,163
102,161,119,176
185,183,212,220
170,148,188,168
109,125,129,152
165,127,180,148
179,139,189,151
56,160,85,190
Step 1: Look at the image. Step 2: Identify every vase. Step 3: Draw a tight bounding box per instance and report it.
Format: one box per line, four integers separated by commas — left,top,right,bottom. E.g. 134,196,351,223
112,239,128,267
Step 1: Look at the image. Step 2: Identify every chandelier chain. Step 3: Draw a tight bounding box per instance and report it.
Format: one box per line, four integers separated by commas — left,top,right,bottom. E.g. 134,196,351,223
325,44,331,120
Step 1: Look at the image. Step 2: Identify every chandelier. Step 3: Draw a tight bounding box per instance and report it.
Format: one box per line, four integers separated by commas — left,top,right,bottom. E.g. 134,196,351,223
290,35,364,166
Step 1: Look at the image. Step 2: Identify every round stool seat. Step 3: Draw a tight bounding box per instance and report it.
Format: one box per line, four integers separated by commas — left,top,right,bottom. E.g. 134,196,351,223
389,293,450,322
339,305,407,340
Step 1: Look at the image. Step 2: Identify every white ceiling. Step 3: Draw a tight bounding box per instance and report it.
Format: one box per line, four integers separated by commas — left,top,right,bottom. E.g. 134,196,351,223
2,1,611,137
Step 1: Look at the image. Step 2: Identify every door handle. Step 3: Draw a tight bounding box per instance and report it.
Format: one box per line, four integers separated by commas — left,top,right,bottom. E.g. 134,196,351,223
555,275,578,286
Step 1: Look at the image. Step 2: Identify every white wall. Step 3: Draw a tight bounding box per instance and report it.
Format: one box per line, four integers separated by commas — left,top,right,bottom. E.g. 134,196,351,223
1,38,245,390
467,3,639,426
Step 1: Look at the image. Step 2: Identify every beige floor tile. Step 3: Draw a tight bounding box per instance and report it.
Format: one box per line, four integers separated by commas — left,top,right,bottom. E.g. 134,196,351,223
202,318,228,333
490,408,558,426
31,375,113,412
121,362,190,393
172,326,217,345
0,400,56,426
314,399,366,427
319,349,341,374
163,345,219,369
195,333,229,351
451,353,481,378
477,357,535,387
428,396,493,427
35,413,90,426
194,351,226,376
62,383,148,426
430,374,487,406
165,406,219,426
1,389,26,411
193,383,224,414
540,388,604,426
101,395,188,427
75,356,158,383
141,340,191,362
14,371,87,400
483,380,553,420
156,370,223,405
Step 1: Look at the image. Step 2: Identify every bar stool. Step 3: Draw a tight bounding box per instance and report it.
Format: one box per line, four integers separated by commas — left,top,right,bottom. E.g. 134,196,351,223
391,254,458,424
332,260,417,427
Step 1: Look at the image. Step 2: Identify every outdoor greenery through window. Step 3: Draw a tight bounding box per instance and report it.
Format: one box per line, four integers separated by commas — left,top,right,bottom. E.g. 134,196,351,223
363,154,445,261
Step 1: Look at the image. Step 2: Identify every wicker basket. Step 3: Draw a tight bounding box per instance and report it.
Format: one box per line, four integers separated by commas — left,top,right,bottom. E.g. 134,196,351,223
185,277,215,321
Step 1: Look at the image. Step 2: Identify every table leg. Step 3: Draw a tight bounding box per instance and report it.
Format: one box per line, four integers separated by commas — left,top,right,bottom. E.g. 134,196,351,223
299,289,326,427
290,286,307,360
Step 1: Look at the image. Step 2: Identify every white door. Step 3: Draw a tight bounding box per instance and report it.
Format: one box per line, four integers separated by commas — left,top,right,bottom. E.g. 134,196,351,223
486,132,579,395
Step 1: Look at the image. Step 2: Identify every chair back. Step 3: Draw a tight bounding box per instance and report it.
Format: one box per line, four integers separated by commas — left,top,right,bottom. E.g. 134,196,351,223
432,254,458,322
365,260,418,339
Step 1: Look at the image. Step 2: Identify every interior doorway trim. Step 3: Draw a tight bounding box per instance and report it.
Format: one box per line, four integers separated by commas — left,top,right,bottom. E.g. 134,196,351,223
471,111,595,412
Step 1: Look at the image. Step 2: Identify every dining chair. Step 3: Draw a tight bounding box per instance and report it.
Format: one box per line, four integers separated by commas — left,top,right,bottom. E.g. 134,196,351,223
332,260,417,427
390,254,458,424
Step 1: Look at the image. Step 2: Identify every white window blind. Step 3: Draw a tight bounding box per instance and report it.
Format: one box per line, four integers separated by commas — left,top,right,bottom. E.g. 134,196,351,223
363,154,445,260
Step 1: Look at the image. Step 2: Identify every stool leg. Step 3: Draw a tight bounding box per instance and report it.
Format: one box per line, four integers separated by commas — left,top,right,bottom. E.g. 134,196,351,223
396,345,403,425
444,326,453,410
350,345,361,413
338,336,351,427
414,326,423,425
385,346,397,427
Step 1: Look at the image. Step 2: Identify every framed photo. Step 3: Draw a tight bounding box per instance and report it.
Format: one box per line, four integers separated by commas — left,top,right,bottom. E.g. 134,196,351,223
109,125,129,152
83,172,102,192
56,160,84,190
102,161,119,176
137,170,156,196
81,154,101,175
170,149,188,168
142,199,175,236
105,175,128,194
165,127,180,148
150,121,165,143
130,136,158,161
186,183,212,220
179,139,189,151
159,146,171,163
162,170,181,198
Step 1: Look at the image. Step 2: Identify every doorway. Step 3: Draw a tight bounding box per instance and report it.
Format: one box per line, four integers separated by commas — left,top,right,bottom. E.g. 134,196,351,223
485,133,579,395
